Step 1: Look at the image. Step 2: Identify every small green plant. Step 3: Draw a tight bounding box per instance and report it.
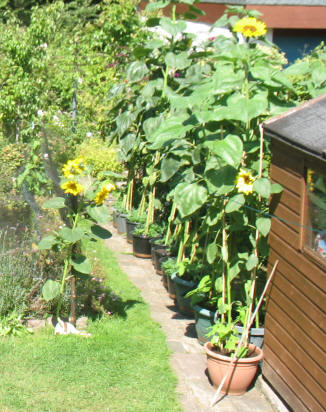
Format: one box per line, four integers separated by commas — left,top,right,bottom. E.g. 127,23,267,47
132,223,163,238
0,312,32,337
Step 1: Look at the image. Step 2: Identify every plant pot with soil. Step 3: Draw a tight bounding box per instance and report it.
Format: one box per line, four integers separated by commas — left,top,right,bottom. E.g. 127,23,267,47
132,223,163,259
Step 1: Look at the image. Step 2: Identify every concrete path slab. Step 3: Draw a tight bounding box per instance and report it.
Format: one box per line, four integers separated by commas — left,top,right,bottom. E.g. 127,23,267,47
105,224,275,412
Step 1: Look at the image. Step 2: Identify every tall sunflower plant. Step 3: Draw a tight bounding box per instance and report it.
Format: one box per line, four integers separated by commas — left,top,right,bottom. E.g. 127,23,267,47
37,157,116,328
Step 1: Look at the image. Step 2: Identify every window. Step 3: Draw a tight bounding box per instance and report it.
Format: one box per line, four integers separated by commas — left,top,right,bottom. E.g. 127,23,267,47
306,168,326,261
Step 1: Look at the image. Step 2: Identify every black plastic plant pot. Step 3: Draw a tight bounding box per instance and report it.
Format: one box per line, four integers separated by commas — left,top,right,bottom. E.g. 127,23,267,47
193,305,216,346
132,234,152,258
154,247,171,274
126,220,139,244
149,236,163,263
171,273,195,316
116,213,127,234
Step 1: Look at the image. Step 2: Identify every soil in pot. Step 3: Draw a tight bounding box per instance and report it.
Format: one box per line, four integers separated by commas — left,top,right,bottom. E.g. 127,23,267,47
193,304,216,346
171,273,195,316
126,220,139,244
204,342,263,395
132,234,152,258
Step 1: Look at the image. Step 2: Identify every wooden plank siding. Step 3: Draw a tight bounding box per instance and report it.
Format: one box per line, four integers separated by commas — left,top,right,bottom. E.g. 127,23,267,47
264,141,326,411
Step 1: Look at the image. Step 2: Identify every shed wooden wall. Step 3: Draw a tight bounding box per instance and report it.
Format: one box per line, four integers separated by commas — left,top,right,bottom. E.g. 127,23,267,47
264,139,326,411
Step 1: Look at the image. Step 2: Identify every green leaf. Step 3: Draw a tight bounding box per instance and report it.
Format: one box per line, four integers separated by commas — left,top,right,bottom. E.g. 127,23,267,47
205,166,237,195
253,178,271,198
38,235,57,250
174,182,208,217
256,217,271,237
161,156,181,182
205,135,243,168
159,17,187,36
271,183,283,194
145,0,170,12
70,255,92,274
59,227,84,243
165,52,191,70
42,197,66,209
225,194,245,213
148,114,192,149
87,205,110,224
207,242,217,264
91,225,112,240
42,279,60,302
246,254,259,271
127,61,149,83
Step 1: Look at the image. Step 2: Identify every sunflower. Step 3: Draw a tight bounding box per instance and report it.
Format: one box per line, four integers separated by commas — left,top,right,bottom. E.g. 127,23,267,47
62,158,86,179
233,17,267,38
61,180,84,196
94,183,116,205
235,169,255,195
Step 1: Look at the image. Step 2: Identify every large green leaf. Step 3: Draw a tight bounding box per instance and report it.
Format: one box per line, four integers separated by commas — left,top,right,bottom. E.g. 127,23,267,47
59,227,84,243
225,194,245,213
89,225,112,240
205,166,237,195
174,182,208,217
256,217,271,237
206,242,218,264
145,0,170,12
70,255,92,274
120,133,137,155
253,178,271,198
205,135,243,168
127,61,149,83
87,205,110,224
143,116,162,139
165,52,191,70
42,279,60,302
148,114,192,150
226,92,268,123
42,197,65,209
160,156,181,182
159,17,187,36
38,235,57,250
246,254,259,271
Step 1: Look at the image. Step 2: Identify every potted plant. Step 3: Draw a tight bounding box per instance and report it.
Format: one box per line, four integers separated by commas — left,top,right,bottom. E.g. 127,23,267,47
126,209,146,244
132,223,163,259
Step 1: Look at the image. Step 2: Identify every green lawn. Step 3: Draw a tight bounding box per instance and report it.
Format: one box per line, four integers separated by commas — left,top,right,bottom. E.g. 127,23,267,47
0,241,182,412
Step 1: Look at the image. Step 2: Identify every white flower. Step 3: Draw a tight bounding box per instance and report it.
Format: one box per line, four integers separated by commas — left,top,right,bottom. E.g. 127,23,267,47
78,77,83,84
43,153,49,159
39,43,48,49
86,132,92,138
53,115,59,123
37,109,44,117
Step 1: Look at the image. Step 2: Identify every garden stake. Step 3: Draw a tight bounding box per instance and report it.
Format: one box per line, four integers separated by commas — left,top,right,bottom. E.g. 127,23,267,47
210,259,279,407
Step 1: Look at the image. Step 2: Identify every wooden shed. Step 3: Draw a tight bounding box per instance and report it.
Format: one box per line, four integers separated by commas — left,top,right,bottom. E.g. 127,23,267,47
262,94,326,412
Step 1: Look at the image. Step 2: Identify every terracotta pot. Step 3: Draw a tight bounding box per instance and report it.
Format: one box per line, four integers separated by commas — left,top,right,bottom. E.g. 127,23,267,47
204,342,263,395
132,234,152,258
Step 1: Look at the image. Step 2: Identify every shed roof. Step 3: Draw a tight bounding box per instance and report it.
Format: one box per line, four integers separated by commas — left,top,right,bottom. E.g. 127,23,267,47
263,94,326,160
201,0,326,5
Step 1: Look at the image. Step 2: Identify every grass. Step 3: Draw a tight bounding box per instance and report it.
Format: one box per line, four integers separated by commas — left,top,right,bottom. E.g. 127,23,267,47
0,240,183,412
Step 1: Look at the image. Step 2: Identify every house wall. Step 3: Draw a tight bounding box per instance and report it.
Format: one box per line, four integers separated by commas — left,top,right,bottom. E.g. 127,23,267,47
264,138,326,411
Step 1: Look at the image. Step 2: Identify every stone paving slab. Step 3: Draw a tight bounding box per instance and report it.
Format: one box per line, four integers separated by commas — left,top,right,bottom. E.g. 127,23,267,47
105,224,275,412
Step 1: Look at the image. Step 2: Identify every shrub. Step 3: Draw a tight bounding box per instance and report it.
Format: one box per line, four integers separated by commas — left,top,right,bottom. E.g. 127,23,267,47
75,137,123,178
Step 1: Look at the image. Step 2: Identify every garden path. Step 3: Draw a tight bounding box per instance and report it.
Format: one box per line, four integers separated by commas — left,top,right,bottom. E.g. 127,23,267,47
105,223,277,412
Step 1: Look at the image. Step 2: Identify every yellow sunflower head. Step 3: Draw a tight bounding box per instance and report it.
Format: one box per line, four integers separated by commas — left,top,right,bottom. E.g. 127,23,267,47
233,17,267,38
94,183,116,205
235,169,255,195
61,180,84,196
62,158,86,179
